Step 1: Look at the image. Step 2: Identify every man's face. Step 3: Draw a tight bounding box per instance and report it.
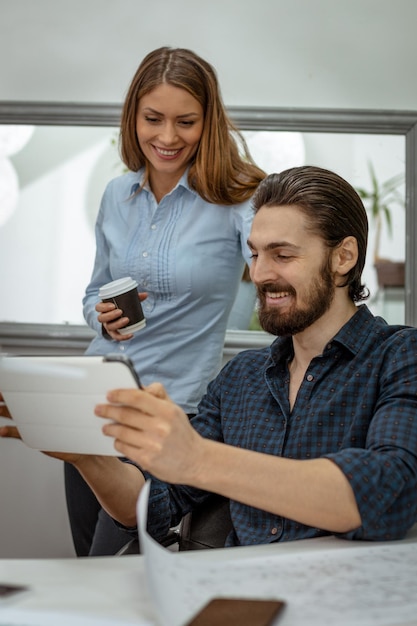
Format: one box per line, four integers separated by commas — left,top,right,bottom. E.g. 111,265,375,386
248,205,336,336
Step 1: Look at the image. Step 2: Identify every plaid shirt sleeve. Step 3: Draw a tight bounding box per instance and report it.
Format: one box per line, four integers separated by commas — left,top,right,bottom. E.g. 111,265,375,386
325,328,417,540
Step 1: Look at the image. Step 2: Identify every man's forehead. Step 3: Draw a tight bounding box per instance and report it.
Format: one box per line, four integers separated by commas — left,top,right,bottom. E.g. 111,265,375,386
249,204,308,243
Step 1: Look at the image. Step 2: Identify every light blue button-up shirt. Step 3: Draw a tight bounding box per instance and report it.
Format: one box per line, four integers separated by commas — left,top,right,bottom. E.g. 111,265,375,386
83,169,254,413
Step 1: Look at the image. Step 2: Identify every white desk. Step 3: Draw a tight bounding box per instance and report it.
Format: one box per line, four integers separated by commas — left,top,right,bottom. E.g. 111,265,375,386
0,554,154,625
1,527,417,626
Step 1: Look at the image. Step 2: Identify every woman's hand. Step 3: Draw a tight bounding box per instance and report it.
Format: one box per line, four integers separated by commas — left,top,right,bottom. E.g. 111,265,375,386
0,391,18,438
96,292,147,341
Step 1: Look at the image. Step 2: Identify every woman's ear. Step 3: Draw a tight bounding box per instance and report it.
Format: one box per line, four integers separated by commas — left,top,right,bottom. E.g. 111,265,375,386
333,236,358,277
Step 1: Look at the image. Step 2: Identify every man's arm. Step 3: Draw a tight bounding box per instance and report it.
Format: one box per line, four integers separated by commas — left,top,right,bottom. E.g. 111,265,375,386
194,441,361,533
96,384,361,534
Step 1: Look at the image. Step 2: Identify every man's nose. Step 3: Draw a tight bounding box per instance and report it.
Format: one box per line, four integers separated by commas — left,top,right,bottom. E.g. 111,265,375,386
250,256,277,285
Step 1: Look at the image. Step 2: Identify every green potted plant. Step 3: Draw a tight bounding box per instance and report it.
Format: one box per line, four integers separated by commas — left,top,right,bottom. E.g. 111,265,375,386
356,161,405,288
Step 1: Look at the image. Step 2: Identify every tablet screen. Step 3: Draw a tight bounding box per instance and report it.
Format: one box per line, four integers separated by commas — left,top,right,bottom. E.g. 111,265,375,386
0,354,140,455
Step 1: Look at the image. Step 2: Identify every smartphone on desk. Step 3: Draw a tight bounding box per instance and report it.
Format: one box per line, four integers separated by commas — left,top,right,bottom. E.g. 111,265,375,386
185,598,286,626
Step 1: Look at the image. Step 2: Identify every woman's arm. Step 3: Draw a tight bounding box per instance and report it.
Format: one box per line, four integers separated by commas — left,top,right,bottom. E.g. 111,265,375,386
72,455,145,528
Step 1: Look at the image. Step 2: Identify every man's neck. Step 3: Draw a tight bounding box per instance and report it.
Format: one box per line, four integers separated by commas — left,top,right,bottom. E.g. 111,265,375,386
291,299,358,371
287,299,358,411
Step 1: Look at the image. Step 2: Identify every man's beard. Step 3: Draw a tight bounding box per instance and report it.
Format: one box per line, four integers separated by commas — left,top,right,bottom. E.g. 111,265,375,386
257,260,336,337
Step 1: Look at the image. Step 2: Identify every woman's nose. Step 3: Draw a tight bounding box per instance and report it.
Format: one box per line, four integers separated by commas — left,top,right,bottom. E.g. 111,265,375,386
159,122,178,144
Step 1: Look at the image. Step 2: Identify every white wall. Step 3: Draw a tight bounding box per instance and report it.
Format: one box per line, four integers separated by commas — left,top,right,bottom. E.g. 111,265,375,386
1,0,416,109
0,0,415,558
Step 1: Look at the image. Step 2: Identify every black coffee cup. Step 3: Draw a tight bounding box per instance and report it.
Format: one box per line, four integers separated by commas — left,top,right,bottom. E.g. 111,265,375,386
99,277,146,335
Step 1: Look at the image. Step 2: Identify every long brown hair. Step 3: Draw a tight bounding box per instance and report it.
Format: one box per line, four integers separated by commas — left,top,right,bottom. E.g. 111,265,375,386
120,47,265,205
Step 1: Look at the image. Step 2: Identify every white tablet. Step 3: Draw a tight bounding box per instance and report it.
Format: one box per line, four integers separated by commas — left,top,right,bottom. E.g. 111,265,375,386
0,354,142,456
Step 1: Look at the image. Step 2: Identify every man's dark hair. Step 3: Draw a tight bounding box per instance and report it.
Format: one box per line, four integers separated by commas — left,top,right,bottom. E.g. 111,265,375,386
252,165,369,302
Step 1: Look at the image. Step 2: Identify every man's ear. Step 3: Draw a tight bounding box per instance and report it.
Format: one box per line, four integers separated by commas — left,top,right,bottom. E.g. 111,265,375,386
333,236,358,277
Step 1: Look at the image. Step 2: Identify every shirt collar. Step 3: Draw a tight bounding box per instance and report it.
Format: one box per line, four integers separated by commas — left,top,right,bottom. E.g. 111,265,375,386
330,304,388,355
128,167,196,198
268,304,378,364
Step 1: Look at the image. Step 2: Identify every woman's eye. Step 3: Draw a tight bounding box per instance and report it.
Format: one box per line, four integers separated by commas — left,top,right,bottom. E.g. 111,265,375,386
145,116,160,123
179,120,194,126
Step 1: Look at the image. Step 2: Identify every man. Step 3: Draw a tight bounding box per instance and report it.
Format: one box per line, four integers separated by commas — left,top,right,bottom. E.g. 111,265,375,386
2,165,417,545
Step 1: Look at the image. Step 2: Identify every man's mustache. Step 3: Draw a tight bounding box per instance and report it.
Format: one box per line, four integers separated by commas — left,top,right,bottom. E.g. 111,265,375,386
256,283,296,297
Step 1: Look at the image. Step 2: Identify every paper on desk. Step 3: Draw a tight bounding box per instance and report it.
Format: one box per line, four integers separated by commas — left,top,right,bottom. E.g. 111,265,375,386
138,482,288,625
137,481,194,626
138,481,417,626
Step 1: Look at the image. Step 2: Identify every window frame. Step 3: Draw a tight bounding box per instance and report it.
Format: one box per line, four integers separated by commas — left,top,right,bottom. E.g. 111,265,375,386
0,102,416,354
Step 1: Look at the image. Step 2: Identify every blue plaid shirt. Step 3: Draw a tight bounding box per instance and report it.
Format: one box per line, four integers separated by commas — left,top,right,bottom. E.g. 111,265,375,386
145,305,417,545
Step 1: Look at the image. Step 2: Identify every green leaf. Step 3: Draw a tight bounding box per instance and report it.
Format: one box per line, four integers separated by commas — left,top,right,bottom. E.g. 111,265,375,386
355,160,405,259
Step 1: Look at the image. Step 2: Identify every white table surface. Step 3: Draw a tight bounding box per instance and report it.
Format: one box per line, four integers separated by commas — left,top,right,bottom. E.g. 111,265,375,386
1,526,417,626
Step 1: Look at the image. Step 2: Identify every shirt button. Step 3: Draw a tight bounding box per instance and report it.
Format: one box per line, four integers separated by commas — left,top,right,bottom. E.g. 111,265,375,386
142,251,148,258
271,527,278,535
306,374,314,382
151,224,156,230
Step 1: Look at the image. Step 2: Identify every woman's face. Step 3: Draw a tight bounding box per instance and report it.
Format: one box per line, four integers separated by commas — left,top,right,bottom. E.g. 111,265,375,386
136,83,204,186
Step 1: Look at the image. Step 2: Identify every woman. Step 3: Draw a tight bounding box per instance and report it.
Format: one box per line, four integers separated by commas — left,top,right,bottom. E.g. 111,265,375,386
65,46,266,556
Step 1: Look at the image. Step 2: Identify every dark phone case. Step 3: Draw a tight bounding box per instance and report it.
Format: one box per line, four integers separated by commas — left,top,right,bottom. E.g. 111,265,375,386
185,598,286,626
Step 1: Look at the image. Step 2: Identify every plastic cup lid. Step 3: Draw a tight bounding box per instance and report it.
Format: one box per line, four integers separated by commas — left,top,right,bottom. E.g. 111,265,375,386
99,277,138,298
